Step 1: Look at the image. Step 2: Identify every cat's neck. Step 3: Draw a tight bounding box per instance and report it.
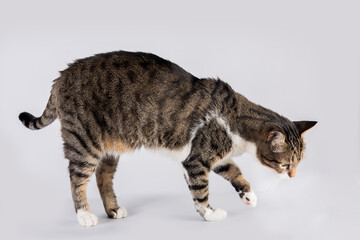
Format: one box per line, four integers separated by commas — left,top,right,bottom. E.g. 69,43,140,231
202,78,294,144
223,93,292,144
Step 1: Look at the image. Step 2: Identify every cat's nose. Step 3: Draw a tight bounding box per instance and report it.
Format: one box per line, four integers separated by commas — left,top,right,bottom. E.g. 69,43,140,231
288,168,296,178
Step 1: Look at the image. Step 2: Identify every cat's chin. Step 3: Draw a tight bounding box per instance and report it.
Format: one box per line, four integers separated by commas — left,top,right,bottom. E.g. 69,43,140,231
278,172,290,179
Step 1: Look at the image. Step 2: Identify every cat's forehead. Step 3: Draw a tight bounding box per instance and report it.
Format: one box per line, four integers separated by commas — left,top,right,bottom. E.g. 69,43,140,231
288,137,305,161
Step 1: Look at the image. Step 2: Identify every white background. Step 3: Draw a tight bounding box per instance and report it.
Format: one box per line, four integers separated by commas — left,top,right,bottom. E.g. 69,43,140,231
1,0,359,239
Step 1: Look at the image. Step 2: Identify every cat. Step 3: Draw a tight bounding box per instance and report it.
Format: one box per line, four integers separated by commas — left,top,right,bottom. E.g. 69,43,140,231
19,51,316,226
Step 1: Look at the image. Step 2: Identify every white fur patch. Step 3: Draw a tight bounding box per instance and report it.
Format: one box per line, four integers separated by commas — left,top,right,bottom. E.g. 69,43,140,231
230,132,257,157
278,171,290,179
214,115,257,157
203,208,227,221
77,209,98,227
149,144,191,162
240,190,257,207
113,206,128,219
190,111,218,140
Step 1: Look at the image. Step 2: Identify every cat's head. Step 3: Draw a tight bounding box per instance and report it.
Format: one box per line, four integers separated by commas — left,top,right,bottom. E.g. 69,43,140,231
256,121,317,178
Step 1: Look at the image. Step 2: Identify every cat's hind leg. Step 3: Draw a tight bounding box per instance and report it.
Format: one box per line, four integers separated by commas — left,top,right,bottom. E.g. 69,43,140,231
96,155,127,219
62,127,101,227
213,158,257,207
67,152,99,226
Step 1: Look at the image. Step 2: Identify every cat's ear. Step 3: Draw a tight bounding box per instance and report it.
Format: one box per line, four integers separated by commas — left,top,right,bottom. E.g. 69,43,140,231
267,131,287,153
293,121,317,136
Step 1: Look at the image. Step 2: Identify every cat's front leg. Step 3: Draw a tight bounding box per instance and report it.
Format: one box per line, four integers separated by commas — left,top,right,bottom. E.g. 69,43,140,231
182,155,227,221
213,158,257,207
182,119,233,221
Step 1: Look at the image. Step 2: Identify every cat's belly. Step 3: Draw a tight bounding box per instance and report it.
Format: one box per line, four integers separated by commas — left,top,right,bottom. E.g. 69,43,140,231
147,144,192,162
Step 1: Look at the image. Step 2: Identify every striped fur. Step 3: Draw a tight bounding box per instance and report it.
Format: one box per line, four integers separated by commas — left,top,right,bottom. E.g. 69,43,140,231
18,51,316,226
19,93,57,130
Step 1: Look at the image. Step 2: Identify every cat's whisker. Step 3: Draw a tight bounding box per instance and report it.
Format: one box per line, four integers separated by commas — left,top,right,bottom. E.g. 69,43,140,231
258,172,284,194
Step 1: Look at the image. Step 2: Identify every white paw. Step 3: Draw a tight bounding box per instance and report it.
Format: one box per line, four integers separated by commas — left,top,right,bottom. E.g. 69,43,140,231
111,206,128,219
240,190,257,207
77,209,98,227
204,208,227,221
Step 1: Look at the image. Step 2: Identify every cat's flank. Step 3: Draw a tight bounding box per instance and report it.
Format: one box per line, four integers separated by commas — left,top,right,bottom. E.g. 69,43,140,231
19,51,316,226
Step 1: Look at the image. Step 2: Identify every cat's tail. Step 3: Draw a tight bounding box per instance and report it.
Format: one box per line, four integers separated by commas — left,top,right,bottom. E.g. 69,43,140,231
19,91,57,130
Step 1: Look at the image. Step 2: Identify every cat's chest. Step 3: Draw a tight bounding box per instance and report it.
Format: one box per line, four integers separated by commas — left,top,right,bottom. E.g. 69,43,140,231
229,132,257,158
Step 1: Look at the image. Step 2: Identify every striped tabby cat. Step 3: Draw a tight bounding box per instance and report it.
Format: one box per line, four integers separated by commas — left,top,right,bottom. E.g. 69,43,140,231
19,51,316,226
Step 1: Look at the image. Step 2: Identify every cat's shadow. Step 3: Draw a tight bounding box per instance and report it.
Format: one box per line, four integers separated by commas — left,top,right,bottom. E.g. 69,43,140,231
98,194,199,223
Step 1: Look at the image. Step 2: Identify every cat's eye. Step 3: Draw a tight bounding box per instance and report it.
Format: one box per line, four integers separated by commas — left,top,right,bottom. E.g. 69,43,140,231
281,164,290,169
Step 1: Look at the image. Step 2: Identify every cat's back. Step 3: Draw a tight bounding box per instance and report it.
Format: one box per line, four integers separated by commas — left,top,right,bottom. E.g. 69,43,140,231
54,51,200,104
53,51,216,149
59,51,190,86
55,50,207,109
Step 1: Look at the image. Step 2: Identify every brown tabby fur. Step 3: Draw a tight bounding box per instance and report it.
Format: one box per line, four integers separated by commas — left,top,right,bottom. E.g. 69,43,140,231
19,51,316,224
